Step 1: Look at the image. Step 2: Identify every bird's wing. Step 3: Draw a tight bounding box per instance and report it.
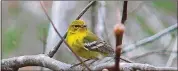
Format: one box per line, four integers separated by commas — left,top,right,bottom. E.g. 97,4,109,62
83,31,114,55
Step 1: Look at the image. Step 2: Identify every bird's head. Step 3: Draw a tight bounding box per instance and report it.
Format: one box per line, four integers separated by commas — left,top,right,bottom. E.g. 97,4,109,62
68,20,87,34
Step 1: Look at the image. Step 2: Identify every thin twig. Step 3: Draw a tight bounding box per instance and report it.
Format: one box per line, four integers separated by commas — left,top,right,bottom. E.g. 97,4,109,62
128,1,144,14
70,59,91,68
39,1,62,58
121,1,128,24
122,24,177,54
130,38,176,60
166,38,177,67
76,1,96,20
120,56,134,63
39,1,91,71
130,49,177,59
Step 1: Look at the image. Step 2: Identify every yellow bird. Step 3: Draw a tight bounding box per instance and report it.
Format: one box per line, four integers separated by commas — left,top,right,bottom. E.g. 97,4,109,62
66,20,114,59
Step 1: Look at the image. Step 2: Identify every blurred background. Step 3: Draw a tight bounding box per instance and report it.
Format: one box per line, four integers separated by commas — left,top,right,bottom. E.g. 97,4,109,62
1,1,177,70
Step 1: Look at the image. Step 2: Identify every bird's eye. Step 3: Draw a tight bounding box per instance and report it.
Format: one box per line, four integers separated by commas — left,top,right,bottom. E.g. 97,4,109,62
74,25,80,28
83,25,87,27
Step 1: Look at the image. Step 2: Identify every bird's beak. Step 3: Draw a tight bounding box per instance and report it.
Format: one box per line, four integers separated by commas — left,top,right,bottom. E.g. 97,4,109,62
80,27,87,32
80,28,85,32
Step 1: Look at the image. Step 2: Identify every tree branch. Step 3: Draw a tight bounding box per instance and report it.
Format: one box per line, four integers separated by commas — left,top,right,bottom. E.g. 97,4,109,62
122,24,177,54
1,54,71,71
2,54,177,71
93,62,177,71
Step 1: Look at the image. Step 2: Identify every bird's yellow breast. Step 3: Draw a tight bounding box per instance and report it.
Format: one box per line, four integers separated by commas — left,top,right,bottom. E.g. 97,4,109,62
66,32,101,59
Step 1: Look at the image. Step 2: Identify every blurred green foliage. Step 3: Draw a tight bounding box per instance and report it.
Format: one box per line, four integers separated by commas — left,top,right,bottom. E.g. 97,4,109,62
36,23,49,44
136,15,155,35
2,25,26,56
152,0,176,13
134,1,176,36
